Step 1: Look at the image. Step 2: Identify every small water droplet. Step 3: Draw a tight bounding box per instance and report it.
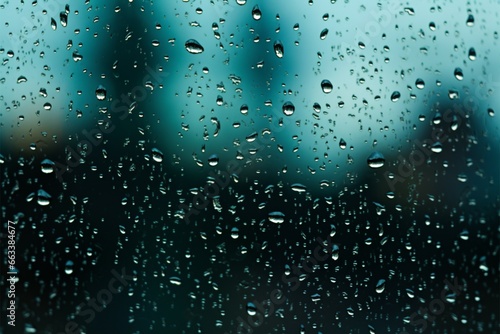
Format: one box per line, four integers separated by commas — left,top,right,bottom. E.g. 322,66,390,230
487,108,495,117
185,39,204,54
51,18,57,30
466,14,474,26
246,302,257,315
468,47,476,60
367,152,385,169
169,276,182,285
274,40,284,58
17,76,28,84
454,67,463,80
240,104,249,114
375,279,386,293
64,260,74,275
282,101,295,116
339,138,347,150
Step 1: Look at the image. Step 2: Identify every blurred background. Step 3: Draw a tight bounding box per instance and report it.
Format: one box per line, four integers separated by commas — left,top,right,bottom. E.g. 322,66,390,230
1,0,499,333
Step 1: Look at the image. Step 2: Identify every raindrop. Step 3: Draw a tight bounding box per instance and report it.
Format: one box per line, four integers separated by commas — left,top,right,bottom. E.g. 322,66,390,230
240,104,249,114
321,80,333,94
37,189,51,206
415,78,425,89
64,260,74,275
41,159,55,174
291,183,307,192
95,85,107,101
454,67,463,80
252,5,261,20
339,138,347,150
246,302,257,315
268,211,285,224
169,277,182,285
367,152,385,169
320,28,329,40
282,101,295,116
60,12,68,27
274,40,284,58
468,47,476,60
208,154,219,166
185,39,204,54
375,279,386,293
390,91,401,102
466,14,474,26
431,142,443,153
487,108,495,117
17,76,27,84
152,148,164,162
230,227,239,239
51,18,57,30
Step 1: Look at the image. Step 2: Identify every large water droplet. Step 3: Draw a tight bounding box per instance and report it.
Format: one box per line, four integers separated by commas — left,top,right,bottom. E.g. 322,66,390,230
319,28,329,40
246,302,257,315
367,152,385,169
282,101,295,116
64,260,74,275
152,148,164,162
291,183,307,192
252,5,261,20
268,211,285,224
185,39,204,54
60,11,68,27
415,78,425,89
37,189,52,206
390,91,401,102
375,279,386,293
208,154,219,166
274,40,284,58
169,276,182,285
454,67,463,80
41,159,55,174
95,85,107,101
321,80,333,94
468,47,476,60
466,14,474,26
